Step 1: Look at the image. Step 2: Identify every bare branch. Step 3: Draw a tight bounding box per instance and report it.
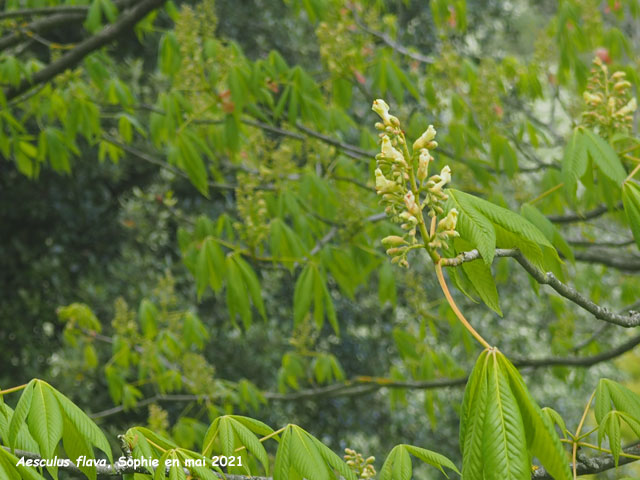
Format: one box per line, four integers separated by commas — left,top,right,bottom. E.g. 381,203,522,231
573,249,640,272
89,331,640,420
547,203,622,224
4,0,166,101
532,443,640,479
349,5,434,64
569,238,635,247
443,249,640,328
0,11,86,51
0,6,88,19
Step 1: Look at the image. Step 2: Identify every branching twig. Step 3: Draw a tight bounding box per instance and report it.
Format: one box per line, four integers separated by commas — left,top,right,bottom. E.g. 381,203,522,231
0,5,88,19
532,443,640,479
4,0,166,100
442,249,640,328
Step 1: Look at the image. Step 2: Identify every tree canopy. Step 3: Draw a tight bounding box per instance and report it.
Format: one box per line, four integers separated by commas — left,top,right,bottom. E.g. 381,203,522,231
1,0,640,479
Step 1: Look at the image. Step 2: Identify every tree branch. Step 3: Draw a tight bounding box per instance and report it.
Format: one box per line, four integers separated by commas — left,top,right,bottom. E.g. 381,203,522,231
442,248,640,328
349,5,434,64
0,5,88,19
0,11,86,51
573,249,640,272
89,331,640,420
4,0,166,101
547,203,622,224
532,443,640,479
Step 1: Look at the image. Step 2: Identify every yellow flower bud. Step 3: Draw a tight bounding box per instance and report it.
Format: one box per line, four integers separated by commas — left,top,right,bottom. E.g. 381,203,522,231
404,190,421,215
417,149,432,182
374,168,400,194
381,235,407,247
381,135,406,165
372,99,392,125
412,125,437,151
438,208,458,232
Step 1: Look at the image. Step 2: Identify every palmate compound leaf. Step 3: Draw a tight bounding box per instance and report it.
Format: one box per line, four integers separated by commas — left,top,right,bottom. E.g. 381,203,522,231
598,411,622,466
273,425,355,480
460,351,571,480
7,380,112,479
201,415,272,475
595,378,640,423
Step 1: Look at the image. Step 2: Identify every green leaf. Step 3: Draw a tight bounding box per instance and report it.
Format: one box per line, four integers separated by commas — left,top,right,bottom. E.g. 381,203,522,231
308,434,356,480
159,32,182,76
229,417,270,474
460,351,489,479
226,256,252,328
293,264,314,326
52,385,113,462
8,381,35,451
598,411,621,466
233,255,267,321
175,134,209,197
602,379,640,419
456,238,501,315
448,189,496,265
561,128,588,201
0,402,39,453
541,407,567,437
273,426,291,480
28,381,62,458
404,445,460,476
286,425,329,480
622,181,640,250
196,236,225,297
595,379,613,424
138,299,158,339
521,203,574,262
0,448,43,480
63,417,97,480
583,129,627,185
482,353,529,480
500,354,571,480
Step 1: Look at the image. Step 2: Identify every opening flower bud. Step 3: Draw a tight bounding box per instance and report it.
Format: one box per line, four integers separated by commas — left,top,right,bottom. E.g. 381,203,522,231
412,125,437,151
438,208,458,232
372,99,392,125
403,190,420,215
381,235,407,247
417,149,432,182
433,165,451,190
381,135,406,165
